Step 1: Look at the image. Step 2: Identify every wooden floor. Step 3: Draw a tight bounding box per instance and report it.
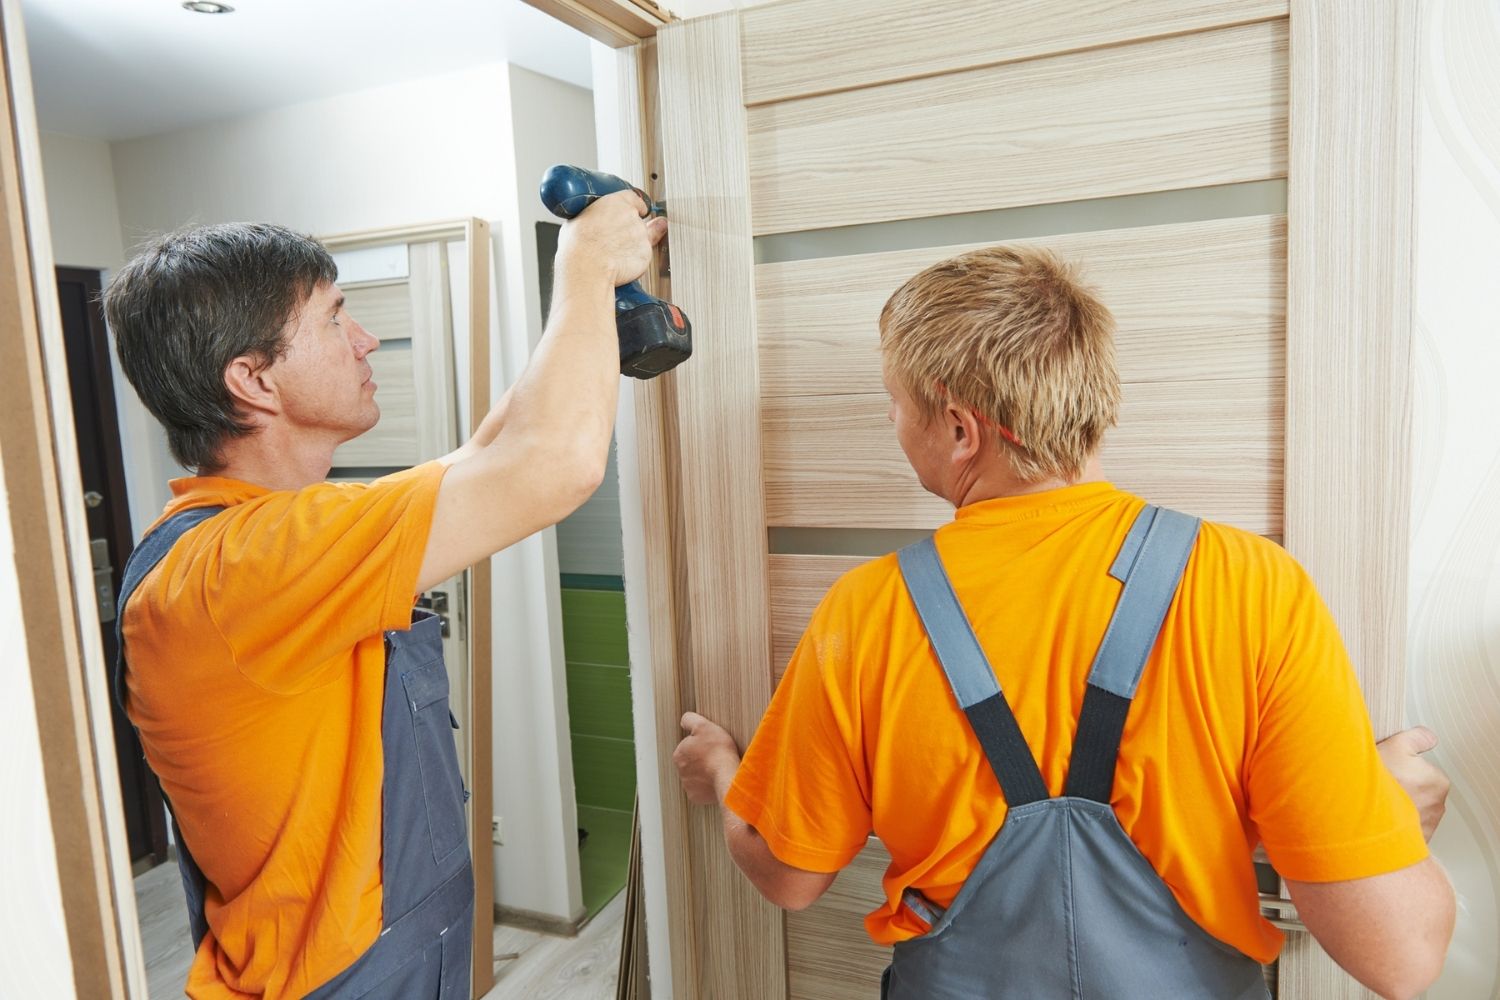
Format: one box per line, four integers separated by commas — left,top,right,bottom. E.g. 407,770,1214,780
133,861,624,999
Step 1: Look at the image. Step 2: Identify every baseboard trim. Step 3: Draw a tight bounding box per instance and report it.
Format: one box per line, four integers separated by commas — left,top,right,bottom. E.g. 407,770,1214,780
494,904,589,938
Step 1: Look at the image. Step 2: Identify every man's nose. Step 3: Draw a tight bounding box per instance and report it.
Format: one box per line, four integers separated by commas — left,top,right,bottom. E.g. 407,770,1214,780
350,320,379,357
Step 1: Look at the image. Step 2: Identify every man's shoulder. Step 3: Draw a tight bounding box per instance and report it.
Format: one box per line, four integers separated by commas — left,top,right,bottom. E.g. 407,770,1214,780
826,550,905,602
1192,518,1308,580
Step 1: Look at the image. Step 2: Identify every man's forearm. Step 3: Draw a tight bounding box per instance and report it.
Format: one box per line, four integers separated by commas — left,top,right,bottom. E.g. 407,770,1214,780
712,762,836,911
494,252,619,475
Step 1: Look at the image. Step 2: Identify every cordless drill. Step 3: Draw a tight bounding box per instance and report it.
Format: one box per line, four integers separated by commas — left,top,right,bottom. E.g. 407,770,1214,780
539,164,692,380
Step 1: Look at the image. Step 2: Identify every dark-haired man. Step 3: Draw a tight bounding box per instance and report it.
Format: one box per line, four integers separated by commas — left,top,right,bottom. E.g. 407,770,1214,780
108,194,660,999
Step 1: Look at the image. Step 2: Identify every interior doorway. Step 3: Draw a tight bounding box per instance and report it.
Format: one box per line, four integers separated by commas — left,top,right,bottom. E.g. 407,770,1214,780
55,264,168,872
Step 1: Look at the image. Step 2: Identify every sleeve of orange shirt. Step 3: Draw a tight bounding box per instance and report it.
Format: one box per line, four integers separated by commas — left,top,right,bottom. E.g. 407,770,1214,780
724,572,876,874
1245,554,1429,883
197,462,447,694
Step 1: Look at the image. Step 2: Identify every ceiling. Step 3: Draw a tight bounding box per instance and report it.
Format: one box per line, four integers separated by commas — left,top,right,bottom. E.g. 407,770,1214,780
22,0,594,141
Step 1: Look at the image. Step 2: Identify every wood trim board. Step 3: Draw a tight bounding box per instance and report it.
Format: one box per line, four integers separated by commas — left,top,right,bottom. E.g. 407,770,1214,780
462,218,495,1000
740,0,1289,105
1,1,134,993
746,18,1289,235
657,12,788,998
607,38,701,1000
1279,0,1420,995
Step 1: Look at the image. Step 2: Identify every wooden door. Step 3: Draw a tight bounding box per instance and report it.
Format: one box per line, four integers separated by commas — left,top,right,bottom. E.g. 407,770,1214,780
627,2,1418,998
56,265,170,871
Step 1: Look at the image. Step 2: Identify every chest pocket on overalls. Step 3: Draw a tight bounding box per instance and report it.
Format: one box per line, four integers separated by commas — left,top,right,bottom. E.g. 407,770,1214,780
401,660,468,862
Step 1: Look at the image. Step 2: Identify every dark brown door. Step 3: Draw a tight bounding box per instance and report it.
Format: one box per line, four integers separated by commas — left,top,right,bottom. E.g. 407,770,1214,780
55,265,169,869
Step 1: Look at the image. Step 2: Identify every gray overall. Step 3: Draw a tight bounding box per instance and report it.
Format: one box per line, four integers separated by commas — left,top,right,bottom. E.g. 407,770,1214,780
115,507,475,999
884,505,1269,1000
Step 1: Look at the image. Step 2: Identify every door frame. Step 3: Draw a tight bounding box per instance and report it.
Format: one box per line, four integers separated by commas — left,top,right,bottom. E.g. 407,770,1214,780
579,2,1420,999
2,0,1418,996
1,0,147,994
317,219,496,1000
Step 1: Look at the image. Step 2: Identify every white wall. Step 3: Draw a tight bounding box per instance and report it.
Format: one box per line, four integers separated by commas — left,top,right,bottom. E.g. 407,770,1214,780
38,131,124,270
488,63,601,924
97,62,595,922
0,447,78,999
1409,1,1500,996
506,64,625,580
37,130,180,541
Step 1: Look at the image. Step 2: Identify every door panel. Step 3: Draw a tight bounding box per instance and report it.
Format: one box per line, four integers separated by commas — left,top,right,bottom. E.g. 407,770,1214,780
746,20,1288,235
763,380,1283,533
740,0,1289,105
757,215,1287,398
645,2,1415,997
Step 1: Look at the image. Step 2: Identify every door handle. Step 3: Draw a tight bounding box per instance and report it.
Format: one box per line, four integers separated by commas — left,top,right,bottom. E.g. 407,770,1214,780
91,538,116,623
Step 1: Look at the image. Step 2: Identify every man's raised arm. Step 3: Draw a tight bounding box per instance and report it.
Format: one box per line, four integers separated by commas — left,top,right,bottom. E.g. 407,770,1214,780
417,190,664,592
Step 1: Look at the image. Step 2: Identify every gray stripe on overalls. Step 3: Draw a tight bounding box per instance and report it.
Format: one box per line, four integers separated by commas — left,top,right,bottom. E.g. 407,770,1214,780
886,505,1269,1000
115,508,474,999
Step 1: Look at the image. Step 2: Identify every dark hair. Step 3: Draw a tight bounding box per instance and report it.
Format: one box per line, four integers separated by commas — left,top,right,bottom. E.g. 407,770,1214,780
103,222,337,473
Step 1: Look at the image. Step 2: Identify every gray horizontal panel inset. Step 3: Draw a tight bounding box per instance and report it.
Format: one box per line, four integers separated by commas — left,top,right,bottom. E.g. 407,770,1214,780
754,180,1287,264
769,527,933,557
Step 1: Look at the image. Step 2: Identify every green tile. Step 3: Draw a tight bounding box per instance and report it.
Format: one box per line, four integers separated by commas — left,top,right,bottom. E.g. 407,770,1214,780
567,662,634,741
571,734,636,812
560,589,629,667
576,805,632,919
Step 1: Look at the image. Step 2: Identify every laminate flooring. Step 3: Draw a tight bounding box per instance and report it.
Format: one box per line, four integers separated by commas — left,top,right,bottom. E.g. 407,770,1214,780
133,861,624,999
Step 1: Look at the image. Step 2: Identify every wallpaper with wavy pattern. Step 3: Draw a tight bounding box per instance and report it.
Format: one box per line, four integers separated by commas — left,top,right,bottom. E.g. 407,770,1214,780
1411,1,1500,996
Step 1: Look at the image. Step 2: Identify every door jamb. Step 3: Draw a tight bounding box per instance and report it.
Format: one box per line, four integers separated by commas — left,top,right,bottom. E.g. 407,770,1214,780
1,1,145,995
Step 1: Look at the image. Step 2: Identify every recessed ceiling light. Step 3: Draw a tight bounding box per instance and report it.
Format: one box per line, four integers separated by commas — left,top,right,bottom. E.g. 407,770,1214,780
182,1,235,12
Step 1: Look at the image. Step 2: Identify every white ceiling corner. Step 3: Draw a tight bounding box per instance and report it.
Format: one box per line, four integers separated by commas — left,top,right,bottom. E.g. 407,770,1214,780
21,0,593,141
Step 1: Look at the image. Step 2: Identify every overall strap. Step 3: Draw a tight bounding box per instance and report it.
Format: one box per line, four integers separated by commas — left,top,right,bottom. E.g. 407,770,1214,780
112,505,225,951
113,506,225,712
1064,505,1200,803
898,540,1049,807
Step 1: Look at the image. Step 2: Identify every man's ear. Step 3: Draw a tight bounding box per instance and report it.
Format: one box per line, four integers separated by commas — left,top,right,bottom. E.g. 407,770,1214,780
224,355,281,424
945,401,985,464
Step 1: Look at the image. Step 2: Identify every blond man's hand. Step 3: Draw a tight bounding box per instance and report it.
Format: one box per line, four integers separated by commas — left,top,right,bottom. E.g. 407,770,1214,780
1377,726,1450,841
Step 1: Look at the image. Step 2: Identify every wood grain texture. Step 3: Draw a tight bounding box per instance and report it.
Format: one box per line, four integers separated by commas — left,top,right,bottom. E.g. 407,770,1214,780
758,215,1287,398
769,554,865,677
513,0,668,48
762,379,1284,534
1280,1,1419,996
658,14,787,998
746,19,1288,235
465,217,495,1000
610,39,699,1000
740,0,1288,106
786,839,893,1000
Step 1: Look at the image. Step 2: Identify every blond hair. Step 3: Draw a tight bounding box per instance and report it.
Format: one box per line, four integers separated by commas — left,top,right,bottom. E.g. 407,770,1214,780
879,245,1120,482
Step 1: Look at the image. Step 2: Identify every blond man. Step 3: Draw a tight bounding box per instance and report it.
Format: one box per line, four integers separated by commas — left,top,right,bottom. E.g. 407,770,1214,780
673,247,1455,999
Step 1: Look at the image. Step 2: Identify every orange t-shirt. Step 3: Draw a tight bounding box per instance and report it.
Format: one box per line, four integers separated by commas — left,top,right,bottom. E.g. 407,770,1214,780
122,463,446,999
725,482,1427,963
